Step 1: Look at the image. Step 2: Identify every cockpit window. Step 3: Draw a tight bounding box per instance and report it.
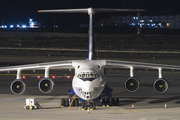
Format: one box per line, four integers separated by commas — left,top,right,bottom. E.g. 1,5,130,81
77,72,98,79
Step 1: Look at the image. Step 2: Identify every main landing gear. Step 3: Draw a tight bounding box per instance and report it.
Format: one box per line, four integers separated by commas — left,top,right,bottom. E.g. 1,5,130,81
61,98,96,110
102,98,119,107
61,98,80,107
61,97,119,110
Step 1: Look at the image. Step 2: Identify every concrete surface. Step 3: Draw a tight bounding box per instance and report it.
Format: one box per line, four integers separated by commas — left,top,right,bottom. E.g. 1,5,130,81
0,69,180,120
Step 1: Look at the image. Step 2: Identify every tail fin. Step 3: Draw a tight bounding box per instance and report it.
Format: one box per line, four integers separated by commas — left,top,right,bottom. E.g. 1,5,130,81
38,8,145,60
88,11,95,60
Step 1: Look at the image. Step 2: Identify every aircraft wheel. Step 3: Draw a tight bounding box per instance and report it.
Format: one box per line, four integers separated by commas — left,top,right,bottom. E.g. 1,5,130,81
102,98,105,106
93,102,96,110
65,98,69,107
82,101,85,110
90,103,93,110
84,102,88,110
75,98,79,106
115,98,119,106
106,98,110,106
72,99,75,106
111,98,115,106
61,98,65,107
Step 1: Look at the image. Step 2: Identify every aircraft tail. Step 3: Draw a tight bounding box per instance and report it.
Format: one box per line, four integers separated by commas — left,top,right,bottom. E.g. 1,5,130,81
38,8,145,60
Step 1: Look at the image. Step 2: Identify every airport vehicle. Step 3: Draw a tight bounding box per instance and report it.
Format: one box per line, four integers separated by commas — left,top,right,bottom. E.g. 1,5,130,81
0,8,180,110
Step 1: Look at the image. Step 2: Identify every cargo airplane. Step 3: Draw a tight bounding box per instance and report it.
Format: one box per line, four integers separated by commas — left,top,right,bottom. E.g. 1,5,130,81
1,8,179,110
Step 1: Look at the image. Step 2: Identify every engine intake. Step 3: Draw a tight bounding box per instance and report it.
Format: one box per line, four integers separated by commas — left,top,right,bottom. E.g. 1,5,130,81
38,78,54,93
124,77,140,92
10,79,26,94
153,78,168,94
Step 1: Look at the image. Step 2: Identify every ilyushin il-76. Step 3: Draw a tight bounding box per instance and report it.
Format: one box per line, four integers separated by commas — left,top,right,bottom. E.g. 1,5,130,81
0,8,178,110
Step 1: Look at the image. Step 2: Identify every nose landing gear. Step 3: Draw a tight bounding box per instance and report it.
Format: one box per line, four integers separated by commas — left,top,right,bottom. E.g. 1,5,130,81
82,101,96,110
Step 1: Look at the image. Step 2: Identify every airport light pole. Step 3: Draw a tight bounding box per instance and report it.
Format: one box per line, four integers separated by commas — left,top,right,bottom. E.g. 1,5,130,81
137,11,140,37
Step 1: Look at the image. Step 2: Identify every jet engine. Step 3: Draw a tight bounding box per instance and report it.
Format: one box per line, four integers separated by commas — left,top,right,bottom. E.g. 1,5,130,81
124,77,140,92
153,78,168,94
38,78,54,93
10,79,26,94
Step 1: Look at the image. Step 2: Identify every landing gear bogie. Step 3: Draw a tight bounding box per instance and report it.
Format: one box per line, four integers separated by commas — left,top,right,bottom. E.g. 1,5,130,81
102,97,119,107
82,101,96,110
61,98,80,107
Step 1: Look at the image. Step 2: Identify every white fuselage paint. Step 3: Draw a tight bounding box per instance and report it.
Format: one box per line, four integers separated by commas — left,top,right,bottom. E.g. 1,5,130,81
72,60,106,100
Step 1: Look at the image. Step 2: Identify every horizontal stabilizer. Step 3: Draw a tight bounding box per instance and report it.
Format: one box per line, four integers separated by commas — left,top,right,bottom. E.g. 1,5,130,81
38,8,88,13
94,8,146,12
38,8,145,14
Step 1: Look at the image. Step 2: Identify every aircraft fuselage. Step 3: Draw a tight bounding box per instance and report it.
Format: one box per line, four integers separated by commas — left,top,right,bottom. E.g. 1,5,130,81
72,60,106,100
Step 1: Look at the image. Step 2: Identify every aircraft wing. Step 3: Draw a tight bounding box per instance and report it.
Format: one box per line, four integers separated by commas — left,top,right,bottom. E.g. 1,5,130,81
0,60,73,72
105,60,180,70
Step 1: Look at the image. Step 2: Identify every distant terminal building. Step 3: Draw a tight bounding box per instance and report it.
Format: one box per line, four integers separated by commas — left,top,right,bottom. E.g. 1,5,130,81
97,15,180,29
0,19,41,29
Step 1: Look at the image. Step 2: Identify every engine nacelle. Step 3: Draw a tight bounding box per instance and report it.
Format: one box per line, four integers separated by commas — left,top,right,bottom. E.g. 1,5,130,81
10,79,26,94
38,78,54,93
153,78,168,94
124,77,140,92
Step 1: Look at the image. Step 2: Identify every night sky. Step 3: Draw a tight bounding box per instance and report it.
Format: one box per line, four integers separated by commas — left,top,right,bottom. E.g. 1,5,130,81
0,0,179,27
